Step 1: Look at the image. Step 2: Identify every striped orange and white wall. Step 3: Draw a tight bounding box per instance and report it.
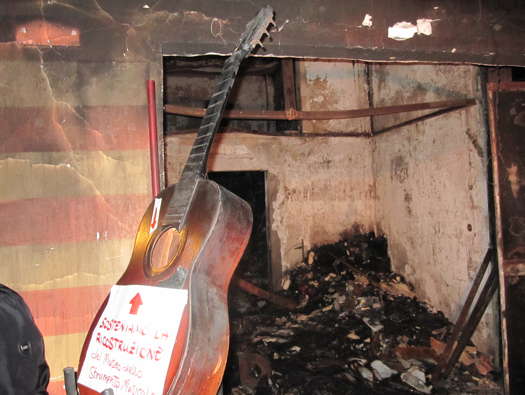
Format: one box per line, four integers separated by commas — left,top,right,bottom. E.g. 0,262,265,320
0,39,153,393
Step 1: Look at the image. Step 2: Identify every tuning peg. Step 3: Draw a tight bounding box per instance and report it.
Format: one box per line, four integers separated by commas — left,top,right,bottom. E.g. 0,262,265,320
267,21,277,34
256,40,265,49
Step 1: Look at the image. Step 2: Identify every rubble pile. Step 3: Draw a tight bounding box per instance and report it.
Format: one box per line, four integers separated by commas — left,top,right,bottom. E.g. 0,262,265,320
225,233,499,395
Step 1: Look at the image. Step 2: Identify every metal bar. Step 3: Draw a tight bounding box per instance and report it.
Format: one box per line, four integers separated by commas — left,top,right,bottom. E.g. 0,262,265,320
63,367,78,395
373,105,471,136
147,80,161,197
233,277,297,310
439,266,498,380
165,99,476,121
168,128,369,138
434,250,493,376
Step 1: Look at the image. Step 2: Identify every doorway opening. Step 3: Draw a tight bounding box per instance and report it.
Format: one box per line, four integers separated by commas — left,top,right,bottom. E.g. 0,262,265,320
208,170,270,286
208,170,272,395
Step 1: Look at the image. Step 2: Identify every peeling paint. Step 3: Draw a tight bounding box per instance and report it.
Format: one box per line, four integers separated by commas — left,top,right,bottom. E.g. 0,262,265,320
416,19,434,36
387,19,434,41
506,163,522,199
388,21,417,41
361,14,373,28
390,155,408,184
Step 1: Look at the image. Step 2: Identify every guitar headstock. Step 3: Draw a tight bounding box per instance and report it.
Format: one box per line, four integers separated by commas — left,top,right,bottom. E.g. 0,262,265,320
237,6,275,53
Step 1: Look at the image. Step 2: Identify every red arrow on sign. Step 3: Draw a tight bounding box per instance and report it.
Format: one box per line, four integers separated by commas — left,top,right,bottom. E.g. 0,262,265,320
129,292,143,315
150,207,158,230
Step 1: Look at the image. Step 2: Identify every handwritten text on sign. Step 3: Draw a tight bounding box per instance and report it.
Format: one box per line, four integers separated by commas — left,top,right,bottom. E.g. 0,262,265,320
78,285,188,395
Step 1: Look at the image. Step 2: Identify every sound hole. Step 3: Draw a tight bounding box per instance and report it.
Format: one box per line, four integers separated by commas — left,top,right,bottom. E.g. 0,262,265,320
148,227,184,275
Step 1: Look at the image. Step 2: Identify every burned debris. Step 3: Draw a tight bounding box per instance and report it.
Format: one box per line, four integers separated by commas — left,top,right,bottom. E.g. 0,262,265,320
224,233,499,394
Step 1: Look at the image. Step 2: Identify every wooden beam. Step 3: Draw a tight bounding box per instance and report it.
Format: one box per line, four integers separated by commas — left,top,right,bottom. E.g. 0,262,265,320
281,59,297,112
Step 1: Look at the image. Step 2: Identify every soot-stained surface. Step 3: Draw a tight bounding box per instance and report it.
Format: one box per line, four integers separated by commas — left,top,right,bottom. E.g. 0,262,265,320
224,233,500,394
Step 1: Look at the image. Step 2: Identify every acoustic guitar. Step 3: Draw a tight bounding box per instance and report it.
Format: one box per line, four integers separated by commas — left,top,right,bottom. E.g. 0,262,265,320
77,7,275,394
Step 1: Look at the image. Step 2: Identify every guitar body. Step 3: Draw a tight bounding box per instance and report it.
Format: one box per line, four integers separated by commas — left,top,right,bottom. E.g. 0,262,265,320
77,7,273,394
78,179,252,394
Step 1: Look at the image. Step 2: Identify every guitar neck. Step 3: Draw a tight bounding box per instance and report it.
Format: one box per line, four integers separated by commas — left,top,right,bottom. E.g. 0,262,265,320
164,51,247,230
162,5,274,230
181,51,245,179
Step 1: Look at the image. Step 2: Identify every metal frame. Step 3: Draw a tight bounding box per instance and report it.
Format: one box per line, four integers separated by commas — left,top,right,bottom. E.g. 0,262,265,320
487,81,525,395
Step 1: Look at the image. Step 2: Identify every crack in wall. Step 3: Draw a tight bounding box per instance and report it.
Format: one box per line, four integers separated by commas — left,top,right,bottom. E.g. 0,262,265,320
465,127,484,159
2,44,141,234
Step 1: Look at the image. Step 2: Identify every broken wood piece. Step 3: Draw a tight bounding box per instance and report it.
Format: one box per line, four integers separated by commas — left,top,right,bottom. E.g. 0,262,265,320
395,344,439,364
474,354,494,376
233,277,298,310
378,280,416,298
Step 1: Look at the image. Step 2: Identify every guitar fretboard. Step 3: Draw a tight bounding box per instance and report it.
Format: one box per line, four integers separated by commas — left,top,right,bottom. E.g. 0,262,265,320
163,52,245,230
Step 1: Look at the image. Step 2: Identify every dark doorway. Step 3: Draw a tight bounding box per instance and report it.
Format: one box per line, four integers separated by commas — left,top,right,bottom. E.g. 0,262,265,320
208,171,270,286
208,170,272,395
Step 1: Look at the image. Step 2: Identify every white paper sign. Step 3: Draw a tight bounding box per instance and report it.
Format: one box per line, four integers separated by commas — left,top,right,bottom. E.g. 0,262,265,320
78,285,188,395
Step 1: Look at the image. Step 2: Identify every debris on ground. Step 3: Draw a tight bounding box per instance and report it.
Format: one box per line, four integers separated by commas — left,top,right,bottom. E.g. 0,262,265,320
224,232,500,394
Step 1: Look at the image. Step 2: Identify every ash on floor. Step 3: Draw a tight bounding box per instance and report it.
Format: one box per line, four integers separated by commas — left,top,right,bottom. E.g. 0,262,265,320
223,233,500,395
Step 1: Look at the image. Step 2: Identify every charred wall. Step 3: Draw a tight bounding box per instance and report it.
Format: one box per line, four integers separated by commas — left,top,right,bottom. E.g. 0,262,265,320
165,61,497,358
371,64,495,354
0,1,513,392
165,132,375,289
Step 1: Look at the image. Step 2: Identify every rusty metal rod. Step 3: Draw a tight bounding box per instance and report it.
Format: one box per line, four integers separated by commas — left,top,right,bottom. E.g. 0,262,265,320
165,98,476,121
147,80,161,197
168,127,368,138
233,277,298,310
439,267,498,380
432,249,497,383
373,105,472,136
63,367,78,395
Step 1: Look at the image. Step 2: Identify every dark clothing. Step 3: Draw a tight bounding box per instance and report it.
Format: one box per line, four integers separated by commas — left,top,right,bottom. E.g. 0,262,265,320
0,284,49,394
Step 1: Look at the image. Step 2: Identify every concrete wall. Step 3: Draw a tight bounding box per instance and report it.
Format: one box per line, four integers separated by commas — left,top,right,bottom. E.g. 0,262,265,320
166,60,375,288
166,133,375,288
371,64,496,354
166,61,497,354
298,60,370,134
